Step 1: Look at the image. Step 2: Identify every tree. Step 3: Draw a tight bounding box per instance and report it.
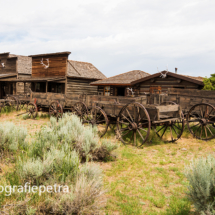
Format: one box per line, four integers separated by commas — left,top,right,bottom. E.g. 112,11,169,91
203,74,215,90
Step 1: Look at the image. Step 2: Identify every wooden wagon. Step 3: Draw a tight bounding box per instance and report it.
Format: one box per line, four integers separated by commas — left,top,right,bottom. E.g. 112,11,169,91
148,89,215,141
25,91,184,146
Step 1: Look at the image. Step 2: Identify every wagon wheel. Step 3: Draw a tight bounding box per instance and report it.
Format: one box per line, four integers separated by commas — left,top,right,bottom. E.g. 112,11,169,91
187,103,215,140
160,101,176,105
154,116,184,143
116,102,151,147
83,106,109,137
155,103,184,143
5,95,19,111
26,102,38,119
49,101,63,119
71,102,88,120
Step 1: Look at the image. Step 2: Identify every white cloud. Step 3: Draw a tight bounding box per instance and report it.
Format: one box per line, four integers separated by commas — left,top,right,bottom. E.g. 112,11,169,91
0,0,215,77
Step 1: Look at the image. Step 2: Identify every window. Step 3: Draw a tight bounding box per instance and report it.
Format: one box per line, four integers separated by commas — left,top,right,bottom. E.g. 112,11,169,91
116,87,125,96
48,83,65,94
104,86,110,96
31,82,46,93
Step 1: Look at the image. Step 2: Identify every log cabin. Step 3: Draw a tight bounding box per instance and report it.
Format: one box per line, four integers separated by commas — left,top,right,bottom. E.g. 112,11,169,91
91,69,204,96
0,52,32,98
13,51,106,97
90,70,150,96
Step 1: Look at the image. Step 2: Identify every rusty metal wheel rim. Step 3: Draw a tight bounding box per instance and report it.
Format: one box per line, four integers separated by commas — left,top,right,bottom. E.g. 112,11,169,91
116,102,151,147
186,103,215,140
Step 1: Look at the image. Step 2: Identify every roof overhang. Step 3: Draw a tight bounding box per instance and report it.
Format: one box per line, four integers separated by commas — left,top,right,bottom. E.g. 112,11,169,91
29,52,71,57
67,75,101,81
90,82,132,86
0,74,17,79
131,71,204,86
15,77,66,82
0,52,10,55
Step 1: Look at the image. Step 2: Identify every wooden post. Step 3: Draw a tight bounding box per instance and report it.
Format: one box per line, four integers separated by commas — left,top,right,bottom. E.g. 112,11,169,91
46,81,48,94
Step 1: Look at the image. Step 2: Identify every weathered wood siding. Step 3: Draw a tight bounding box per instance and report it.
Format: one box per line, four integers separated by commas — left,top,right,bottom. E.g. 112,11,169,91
32,54,68,77
67,78,98,95
0,58,16,74
98,86,104,95
139,76,202,95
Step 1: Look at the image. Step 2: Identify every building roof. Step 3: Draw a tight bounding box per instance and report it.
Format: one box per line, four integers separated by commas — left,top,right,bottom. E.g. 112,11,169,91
91,70,150,86
0,52,32,74
0,74,17,79
29,52,71,57
67,60,106,80
182,75,204,82
131,70,204,86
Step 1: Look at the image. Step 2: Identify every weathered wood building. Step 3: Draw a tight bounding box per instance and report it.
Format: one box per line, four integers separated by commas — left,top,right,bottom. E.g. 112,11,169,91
91,70,150,96
14,51,106,96
91,70,204,96
0,52,32,98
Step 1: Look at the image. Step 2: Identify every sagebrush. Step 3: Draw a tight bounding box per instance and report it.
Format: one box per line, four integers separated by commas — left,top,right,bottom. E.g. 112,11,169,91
185,155,215,215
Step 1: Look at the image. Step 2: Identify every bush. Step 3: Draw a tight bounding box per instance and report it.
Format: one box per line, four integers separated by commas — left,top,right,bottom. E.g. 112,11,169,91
17,147,80,183
0,122,27,151
1,114,115,214
184,155,215,215
43,163,105,215
47,114,117,161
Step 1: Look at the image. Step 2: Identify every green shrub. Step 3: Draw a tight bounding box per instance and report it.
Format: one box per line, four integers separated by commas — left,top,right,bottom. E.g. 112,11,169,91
0,114,114,214
184,155,215,215
17,147,80,182
0,122,27,151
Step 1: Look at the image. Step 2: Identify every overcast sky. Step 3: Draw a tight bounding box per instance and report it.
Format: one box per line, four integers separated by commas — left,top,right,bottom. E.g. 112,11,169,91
0,0,215,78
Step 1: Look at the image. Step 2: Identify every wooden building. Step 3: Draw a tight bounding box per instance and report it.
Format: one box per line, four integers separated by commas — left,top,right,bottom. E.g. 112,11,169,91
14,51,106,96
91,70,204,96
0,52,32,98
91,70,150,96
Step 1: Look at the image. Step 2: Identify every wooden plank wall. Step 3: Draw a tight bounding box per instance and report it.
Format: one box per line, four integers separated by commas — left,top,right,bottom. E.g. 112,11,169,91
139,76,201,95
168,88,215,99
67,78,98,95
98,86,104,95
0,58,16,74
32,54,68,77
16,82,31,95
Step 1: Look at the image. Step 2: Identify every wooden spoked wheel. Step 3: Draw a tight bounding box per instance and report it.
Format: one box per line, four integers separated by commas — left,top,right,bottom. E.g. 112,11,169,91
49,102,63,119
116,102,151,147
5,95,19,111
154,117,184,143
187,103,215,140
83,106,109,137
26,103,38,119
71,102,88,120
155,102,184,142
